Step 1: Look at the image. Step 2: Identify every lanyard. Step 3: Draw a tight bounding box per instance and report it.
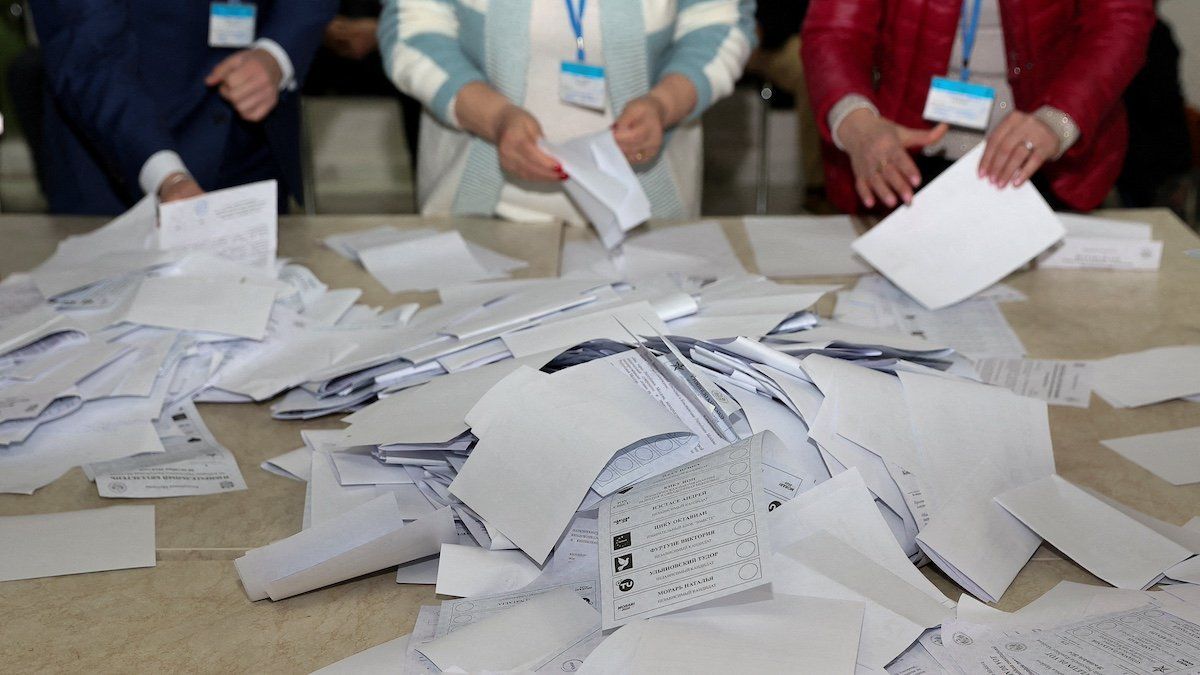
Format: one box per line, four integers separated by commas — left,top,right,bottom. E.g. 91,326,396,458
959,0,983,82
565,0,587,62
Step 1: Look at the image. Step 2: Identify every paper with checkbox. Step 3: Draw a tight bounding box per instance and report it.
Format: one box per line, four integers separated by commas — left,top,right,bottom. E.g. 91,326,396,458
596,431,773,629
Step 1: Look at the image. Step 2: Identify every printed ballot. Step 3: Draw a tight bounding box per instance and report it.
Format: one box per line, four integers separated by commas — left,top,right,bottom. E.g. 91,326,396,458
158,180,277,269
975,357,1093,408
542,131,651,248
852,143,1065,309
597,432,772,629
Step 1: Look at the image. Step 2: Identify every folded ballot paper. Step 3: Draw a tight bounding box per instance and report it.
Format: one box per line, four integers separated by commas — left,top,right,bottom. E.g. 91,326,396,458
852,143,1065,310
542,131,651,248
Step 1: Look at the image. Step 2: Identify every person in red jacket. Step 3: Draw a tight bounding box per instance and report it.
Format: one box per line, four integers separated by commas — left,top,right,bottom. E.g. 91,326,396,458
802,0,1155,213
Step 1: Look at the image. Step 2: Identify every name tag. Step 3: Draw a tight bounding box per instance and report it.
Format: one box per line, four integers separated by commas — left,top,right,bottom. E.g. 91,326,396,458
923,77,995,130
560,61,607,111
1039,237,1164,270
209,2,257,48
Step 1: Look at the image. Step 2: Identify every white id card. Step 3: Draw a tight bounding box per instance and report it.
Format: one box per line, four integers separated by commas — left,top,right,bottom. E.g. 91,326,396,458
923,76,995,130
560,61,607,111
209,2,257,48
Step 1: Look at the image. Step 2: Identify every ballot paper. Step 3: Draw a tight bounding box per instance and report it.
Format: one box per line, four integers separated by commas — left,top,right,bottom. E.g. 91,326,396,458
851,143,1065,309
417,586,600,673
235,499,457,601
358,231,502,293
0,416,164,494
451,363,690,563
261,446,313,482
995,475,1192,589
1092,345,1200,408
1101,426,1200,486
625,595,865,675
542,131,650,248
940,603,1200,674
975,357,1093,407
310,634,411,674
743,215,871,277
1040,212,1163,270
0,505,155,582
124,275,276,339
158,180,277,269
597,433,772,629
88,402,247,498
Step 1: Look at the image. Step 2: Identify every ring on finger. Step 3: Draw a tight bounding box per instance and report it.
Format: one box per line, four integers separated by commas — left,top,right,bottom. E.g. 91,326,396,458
634,151,646,162
1022,140,1035,153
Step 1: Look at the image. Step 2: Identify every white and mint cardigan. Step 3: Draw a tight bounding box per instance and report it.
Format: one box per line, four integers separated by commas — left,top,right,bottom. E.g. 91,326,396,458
379,0,756,218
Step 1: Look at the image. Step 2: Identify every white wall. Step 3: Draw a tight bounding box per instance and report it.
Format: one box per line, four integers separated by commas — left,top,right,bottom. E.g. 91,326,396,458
1161,0,1200,106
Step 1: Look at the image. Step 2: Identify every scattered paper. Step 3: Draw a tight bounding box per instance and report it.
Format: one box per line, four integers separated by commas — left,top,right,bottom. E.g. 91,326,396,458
1092,345,1200,408
124,275,276,339
1101,426,1200,486
158,180,278,269
744,215,870,277
0,505,155,582
975,357,1092,407
542,131,650,248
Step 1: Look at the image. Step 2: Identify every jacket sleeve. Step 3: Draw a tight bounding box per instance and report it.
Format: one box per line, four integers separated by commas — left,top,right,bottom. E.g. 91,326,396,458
378,0,487,129
1035,0,1154,155
33,0,180,195
801,0,884,143
256,0,339,90
659,0,758,122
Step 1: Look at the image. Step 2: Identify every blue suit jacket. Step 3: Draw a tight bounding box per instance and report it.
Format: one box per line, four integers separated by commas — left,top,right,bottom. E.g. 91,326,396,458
33,0,336,214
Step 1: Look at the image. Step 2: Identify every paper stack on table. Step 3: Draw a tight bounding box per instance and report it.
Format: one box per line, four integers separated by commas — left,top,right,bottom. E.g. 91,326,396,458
1040,212,1164,270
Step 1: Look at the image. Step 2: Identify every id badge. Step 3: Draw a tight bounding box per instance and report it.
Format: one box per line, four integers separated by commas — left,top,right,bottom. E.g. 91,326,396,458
209,2,257,48
560,61,607,111
922,76,995,130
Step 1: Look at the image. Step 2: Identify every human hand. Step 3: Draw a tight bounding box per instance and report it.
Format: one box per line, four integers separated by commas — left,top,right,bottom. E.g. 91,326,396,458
978,111,1059,188
838,109,948,208
205,48,283,123
324,16,379,60
158,173,204,203
613,95,667,165
494,106,567,182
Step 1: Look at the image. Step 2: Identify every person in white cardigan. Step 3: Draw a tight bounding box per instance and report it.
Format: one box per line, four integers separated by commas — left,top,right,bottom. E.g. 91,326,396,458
379,0,755,223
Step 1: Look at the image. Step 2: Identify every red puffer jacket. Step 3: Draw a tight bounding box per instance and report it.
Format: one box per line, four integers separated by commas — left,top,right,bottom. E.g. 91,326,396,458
802,0,1155,213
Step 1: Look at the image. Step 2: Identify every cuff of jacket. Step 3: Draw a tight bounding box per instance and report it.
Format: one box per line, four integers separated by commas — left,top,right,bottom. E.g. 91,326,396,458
828,94,878,151
430,72,487,130
660,65,714,124
139,150,189,197
253,38,296,91
1033,105,1080,160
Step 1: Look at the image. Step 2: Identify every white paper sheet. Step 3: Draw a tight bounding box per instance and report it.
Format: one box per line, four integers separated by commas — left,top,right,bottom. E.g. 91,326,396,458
124,275,276,339
235,498,457,601
0,417,164,494
0,505,155,582
995,475,1192,589
310,634,410,674
542,131,650,248
417,586,600,673
261,446,314,482
1092,345,1200,407
597,433,772,629
451,362,690,563
358,231,498,293
1101,426,1200,486
851,144,1065,309
628,594,865,675
434,543,543,598
500,301,668,358
744,215,871,277
158,180,277,269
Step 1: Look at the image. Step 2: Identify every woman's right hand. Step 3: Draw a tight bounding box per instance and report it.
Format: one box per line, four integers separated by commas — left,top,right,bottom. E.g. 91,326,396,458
837,108,947,209
494,105,568,183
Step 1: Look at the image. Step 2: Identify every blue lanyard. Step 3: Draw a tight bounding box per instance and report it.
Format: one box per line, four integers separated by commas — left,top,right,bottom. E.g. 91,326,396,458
565,0,587,62
959,0,983,82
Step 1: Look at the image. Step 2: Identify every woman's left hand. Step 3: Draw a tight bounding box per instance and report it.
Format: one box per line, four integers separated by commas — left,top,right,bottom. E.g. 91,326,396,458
613,96,668,166
979,111,1059,188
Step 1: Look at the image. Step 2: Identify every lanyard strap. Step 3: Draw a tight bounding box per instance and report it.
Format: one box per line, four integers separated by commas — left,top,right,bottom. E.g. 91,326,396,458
565,0,587,62
959,0,983,82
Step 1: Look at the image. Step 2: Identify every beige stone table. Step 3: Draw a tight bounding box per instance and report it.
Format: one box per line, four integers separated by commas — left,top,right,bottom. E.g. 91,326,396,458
1,210,1198,673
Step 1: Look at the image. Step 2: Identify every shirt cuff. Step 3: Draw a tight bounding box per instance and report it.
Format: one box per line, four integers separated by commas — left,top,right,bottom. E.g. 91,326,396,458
139,150,189,197
1033,106,1080,160
253,38,296,91
828,95,879,151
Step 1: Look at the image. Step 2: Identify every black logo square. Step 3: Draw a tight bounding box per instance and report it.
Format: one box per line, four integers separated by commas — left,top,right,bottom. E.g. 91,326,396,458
613,553,634,573
613,532,631,550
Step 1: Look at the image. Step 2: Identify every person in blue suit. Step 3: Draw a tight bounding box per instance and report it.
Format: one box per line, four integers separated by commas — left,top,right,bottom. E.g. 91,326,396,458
32,0,337,214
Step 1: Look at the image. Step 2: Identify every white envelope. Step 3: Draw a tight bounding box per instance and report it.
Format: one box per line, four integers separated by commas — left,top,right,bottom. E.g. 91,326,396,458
543,131,651,249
